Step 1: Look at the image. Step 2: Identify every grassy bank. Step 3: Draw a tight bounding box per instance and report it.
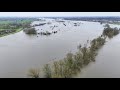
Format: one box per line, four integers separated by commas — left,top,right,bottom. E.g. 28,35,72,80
0,18,36,38
0,28,22,37
28,24,120,78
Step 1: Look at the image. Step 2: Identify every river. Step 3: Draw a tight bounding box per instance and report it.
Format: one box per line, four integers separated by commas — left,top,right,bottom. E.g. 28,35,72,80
0,19,119,78
76,30,120,78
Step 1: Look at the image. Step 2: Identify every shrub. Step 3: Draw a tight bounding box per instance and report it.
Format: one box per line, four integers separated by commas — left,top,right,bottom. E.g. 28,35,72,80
23,28,37,34
43,64,52,78
103,24,119,38
28,68,40,78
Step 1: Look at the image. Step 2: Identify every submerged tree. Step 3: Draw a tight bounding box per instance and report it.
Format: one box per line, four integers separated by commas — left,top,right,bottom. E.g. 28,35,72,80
104,24,110,28
28,68,40,78
103,24,119,38
23,28,37,34
43,64,52,78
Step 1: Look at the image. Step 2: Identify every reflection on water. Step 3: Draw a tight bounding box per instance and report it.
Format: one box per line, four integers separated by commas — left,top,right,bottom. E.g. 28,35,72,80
0,20,118,78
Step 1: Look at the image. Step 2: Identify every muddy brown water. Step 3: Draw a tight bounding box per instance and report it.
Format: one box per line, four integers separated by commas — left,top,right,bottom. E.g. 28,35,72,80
0,19,119,78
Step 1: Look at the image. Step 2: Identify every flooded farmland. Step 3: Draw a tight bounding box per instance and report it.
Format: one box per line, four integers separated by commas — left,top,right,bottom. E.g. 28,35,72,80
0,18,119,78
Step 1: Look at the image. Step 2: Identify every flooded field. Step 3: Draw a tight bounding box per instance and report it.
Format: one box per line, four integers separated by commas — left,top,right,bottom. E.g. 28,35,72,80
0,18,119,78
75,32,120,78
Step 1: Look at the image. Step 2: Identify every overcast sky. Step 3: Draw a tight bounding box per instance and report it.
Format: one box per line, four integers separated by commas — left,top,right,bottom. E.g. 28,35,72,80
0,12,120,17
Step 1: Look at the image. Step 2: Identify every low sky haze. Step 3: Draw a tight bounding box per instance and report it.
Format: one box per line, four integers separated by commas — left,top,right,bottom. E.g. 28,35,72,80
0,12,120,17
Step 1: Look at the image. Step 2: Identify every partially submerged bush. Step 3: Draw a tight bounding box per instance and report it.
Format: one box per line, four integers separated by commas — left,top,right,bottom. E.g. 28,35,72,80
43,64,52,78
23,28,37,34
90,36,106,51
103,24,119,38
40,31,51,35
28,68,40,78
52,61,63,78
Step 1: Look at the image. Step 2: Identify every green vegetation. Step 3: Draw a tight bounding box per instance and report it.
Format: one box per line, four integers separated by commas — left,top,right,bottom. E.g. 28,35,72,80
0,17,36,37
28,24,120,78
0,28,22,37
43,64,52,78
106,21,120,25
103,24,120,38
28,68,40,78
23,28,37,34
0,19,33,29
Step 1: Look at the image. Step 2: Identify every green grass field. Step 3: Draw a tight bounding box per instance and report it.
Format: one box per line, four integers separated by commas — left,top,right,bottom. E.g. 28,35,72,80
0,28,22,37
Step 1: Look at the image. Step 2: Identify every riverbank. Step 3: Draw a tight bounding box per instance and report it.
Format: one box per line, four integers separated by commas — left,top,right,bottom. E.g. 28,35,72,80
0,28,22,37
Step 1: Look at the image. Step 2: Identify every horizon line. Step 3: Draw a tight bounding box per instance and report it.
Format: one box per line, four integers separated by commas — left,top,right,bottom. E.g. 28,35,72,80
0,16,120,17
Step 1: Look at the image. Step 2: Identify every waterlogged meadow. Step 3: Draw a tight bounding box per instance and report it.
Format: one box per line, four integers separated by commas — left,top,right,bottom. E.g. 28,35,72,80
28,25,120,78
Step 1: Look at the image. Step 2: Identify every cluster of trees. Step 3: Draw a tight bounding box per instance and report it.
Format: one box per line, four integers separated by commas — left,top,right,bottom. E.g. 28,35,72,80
24,29,58,36
23,28,37,34
63,17,120,22
28,24,120,78
103,24,120,38
28,36,106,78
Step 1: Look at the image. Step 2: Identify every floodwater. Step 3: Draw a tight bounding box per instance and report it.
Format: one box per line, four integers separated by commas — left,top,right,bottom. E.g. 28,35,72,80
0,19,119,78
75,32,120,78
75,23,120,78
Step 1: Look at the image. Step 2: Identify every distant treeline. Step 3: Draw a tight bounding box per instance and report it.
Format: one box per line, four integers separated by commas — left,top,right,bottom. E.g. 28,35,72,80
63,17,120,21
47,17,120,22
0,17,37,21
